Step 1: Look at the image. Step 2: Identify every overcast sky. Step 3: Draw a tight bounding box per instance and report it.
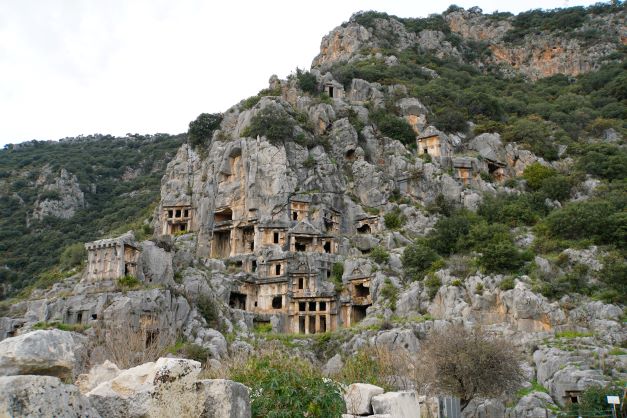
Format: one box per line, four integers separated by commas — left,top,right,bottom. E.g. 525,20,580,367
0,0,600,147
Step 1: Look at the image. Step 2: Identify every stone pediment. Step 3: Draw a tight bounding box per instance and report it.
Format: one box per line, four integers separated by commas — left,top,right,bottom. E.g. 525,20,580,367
289,221,321,236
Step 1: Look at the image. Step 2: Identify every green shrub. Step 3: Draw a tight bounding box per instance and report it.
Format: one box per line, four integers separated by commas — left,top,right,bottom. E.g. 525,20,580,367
243,106,294,144
428,209,481,255
242,95,261,110
542,200,618,245
383,208,406,230
117,275,141,290
380,278,398,311
522,163,557,191
451,279,463,287
371,111,416,145
59,243,86,270
478,194,540,227
424,274,442,299
433,109,468,133
502,116,561,160
331,262,344,291
228,351,345,417
479,237,528,274
295,68,318,94
499,277,515,291
573,143,627,181
187,113,222,148
370,246,390,264
564,382,624,416
196,295,219,328
402,238,440,281
597,253,627,303
39,190,61,201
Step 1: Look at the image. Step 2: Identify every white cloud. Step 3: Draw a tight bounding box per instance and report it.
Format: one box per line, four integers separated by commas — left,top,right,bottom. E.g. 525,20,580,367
0,0,597,146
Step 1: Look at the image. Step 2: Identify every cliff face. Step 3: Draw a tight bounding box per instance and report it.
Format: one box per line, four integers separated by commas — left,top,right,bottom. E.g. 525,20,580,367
312,6,626,80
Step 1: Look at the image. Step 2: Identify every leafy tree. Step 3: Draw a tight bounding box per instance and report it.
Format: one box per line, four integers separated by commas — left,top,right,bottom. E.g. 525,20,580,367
187,113,223,148
295,68,318,94
414,326,525,411
543,199,618,245
59,243,86,270
478,236,528,273
371,111,416,145
402,238,441,280
243,106,294,144
522,163,556,191
503,116,560,160
428,210,480,255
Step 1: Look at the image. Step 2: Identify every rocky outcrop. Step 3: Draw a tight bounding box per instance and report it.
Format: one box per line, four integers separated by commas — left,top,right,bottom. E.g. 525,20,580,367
0,375,101,418
31,167,85,221
344,383,385,415
0,329,88,380
86,358,251,418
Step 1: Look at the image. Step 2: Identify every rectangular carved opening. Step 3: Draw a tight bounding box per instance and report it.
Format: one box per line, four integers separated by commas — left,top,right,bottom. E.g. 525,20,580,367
295,242,306,252
272,296,282,309
320,315,327,333
355,283,370,298
212,230,231,258
229,292,247,309
175,209,181,218
275,264,282,276
251,260,257,272
298,277,304,289
215,208,233,223
309,316,316,334
352,305,369,324
273,232,279,244
299,316,305,333
299,302,306,312
357,223,371,234
319,301,327,311
323,241,331,253
309,301,316,311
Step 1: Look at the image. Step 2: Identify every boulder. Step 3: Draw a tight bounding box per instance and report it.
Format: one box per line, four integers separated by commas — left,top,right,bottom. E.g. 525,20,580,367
87,357,202,418
139,240,174,285
0,375,100,417
197,379,251,418
507,391,558,418
371,391,420,418
76,360,122,394
0,329,87,380
322,353,344,377
344,383,384,415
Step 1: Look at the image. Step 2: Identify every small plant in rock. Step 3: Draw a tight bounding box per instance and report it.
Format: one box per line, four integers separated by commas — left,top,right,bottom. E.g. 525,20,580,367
424,274,442,299
117,275,141,290
380,278,398,311
384,207,406,230
370,246,390,264
295,68,318,94
242,106,295,144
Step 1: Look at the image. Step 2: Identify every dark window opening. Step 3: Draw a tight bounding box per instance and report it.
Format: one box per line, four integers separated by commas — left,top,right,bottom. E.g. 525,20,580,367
309,301,316,311
487,162,499,174
168,210,173,218
273,232,279,244
76,312,83,323
251,260,257,272
323,241,331,253
146,330,159,347
234,260,243,267
175,209,182,217
180,223,187,231
229,292,247,309
298,277,304,289
91,314,97,320
275,264,282,275
424,148,429,154
352,305,369,324
360,248,371,255
319,301,327,311
254,301,258,307
272,296,282,309
299,316,305,333
324,218,333,230
295,242,306,252
357,224,371,234
309,316,316,334
249,241,254,251
299,302,306,312
320,316,327,333
345,149,355,160
328,86,334,97
292,211,298,221
184,209,189,217
355,283,370,298
215,208,233,223
326,270,331,278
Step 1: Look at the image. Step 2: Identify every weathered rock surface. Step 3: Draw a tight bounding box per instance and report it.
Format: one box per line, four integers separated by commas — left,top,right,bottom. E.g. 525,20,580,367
344,383,385,415
0,329,87,380
371,391,421,418
0,375,100,418
31,167,85,221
